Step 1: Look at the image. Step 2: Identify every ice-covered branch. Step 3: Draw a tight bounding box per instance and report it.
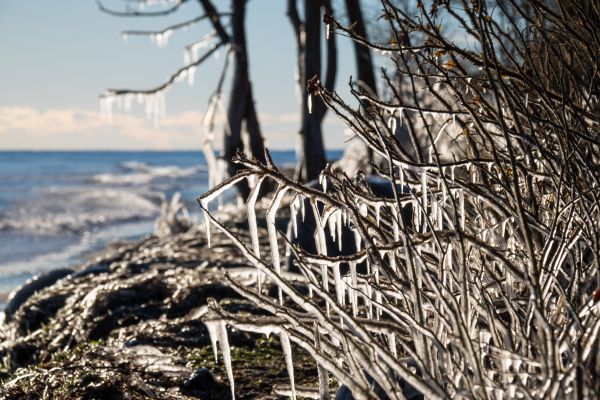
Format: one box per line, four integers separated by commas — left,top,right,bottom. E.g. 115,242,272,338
96,0,189,17
121,13,228,47
99,41,227,123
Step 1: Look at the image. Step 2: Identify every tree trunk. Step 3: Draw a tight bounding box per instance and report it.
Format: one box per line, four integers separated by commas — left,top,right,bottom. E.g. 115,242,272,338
288,0,336,182
222,0,268,199
345,0,376,164
344,0,376,95
301,1,327,182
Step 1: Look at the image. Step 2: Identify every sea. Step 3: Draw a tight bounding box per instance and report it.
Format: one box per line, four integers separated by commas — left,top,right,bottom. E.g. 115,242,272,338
0,150,341,304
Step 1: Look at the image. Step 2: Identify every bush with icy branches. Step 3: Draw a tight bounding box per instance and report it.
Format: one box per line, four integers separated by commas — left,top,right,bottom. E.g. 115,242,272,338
198,1,600,398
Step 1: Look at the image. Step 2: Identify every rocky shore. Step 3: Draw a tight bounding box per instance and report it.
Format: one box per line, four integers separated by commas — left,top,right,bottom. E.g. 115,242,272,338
0,205,320,399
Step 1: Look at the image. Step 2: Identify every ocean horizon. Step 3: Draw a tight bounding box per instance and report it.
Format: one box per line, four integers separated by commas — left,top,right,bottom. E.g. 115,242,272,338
0,150,342,303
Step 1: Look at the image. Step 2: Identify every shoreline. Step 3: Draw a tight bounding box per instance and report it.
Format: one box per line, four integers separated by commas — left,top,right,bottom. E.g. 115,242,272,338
0,203,318,399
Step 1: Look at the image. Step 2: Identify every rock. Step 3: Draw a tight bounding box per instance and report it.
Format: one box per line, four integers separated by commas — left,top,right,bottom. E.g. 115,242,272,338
336,384,356,400
2,268,73,323
182,368,217,392
70,264,111,279
181,367,229,399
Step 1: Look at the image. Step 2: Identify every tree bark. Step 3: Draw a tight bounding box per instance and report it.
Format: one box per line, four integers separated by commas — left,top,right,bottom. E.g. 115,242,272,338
288,0,336,182
200,0,268,199
301,1,327,181
344,0,376,95
344,0,377,163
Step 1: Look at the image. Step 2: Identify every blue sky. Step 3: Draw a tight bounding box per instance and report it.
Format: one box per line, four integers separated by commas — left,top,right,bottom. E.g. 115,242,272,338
0,0,359,150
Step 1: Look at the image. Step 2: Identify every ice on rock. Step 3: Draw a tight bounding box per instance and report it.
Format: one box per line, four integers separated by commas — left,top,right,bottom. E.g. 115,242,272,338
308,94,313,114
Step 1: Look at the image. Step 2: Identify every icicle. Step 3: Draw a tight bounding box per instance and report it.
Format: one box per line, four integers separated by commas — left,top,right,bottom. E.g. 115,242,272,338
525,93,529,109
392,209,399,241
333,262,344,305
326,23,331,40
336,210,343,251
398,107,403,126
308,94,313,114
218,321,235,400
247,177,265,292
413,199,420,229
350,261,358,317
359,202,368,217
199,174,248,247
200,199,212,248
314,324,329,400
388,115,397,133
375,203,381,227
247,177,264,258
188,66,197,86
353,228,361,251
389,249,397,273
328,210,337,241
300,198,306,221
366,282,373,319
319,172,328,192
452,113,456,126
437,198,443,230
399,167,404,192
459,189,465,230
501,218,508,237
311,199,329,316
206,320,219,362
421,171,428,232
268,187,289,304
290,196,299,238
280,331,297,400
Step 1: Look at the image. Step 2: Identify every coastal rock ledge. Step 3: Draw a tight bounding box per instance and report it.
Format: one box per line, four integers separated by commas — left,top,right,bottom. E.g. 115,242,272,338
0,210,319,399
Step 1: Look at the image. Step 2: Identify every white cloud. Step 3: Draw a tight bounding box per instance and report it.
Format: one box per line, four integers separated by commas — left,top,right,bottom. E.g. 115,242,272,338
0,106,346,150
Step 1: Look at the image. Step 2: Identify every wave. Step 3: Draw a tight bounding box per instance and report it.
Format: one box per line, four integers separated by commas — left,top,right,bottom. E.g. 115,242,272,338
0,219,156,280
0,187,161,234
91,161,206,186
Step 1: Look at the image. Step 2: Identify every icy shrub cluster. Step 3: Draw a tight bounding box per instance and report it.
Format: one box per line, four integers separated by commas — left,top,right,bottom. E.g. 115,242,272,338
198,1,600,399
